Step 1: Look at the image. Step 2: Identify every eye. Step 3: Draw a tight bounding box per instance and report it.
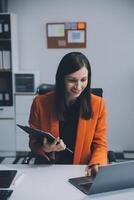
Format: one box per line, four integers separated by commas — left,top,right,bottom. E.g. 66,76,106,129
81,77,87,82
66,79,77,83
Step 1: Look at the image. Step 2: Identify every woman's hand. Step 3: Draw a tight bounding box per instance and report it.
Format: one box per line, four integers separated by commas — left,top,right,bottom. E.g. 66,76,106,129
42,137,66,153
85,164,100,177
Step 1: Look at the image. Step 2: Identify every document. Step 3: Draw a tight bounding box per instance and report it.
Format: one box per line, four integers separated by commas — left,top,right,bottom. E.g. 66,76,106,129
17,124,73,154
47,24,65,37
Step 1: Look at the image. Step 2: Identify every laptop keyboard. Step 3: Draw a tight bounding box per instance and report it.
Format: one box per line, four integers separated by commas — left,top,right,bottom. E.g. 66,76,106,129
79,182,93,190
77,176,94,185
0,190,13,200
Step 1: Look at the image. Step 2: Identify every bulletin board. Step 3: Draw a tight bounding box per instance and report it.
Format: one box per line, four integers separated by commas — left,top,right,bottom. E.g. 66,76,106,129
46,22,86,48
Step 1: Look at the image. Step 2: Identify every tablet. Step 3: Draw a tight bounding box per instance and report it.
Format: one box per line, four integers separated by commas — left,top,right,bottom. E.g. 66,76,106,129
0,170,17,188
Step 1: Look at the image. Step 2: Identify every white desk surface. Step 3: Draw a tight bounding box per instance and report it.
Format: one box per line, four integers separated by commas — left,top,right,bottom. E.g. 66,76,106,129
1,164,134,200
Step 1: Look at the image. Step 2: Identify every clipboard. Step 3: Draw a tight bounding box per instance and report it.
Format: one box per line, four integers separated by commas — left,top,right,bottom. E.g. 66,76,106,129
17,124,73,154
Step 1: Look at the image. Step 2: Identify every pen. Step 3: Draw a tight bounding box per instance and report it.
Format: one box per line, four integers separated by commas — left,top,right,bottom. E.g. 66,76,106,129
66,147,73,154
56,138,73,154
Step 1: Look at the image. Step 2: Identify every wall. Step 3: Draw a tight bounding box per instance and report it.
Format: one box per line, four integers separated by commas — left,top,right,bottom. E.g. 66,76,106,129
8,0,134,151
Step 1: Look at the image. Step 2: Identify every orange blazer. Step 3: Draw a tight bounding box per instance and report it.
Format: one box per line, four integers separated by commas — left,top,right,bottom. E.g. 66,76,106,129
29,92,108,165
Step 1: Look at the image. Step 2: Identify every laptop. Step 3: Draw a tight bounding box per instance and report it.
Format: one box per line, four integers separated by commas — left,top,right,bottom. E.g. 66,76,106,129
0,170,17,188
69,161,134,195
0,190,13,200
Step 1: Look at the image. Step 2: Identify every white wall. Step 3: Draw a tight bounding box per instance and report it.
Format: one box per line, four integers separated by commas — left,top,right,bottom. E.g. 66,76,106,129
8,0,134,151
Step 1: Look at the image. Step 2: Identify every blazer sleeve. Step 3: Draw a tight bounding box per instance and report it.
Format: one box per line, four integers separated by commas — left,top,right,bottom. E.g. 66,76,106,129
29,96,41,129
28,96,45,156
89,98,108,165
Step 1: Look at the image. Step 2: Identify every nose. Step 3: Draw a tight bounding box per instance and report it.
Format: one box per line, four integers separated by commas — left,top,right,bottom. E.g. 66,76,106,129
75,81,82,90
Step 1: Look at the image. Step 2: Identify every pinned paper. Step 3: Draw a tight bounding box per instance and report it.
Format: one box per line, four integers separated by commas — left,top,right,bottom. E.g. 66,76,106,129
77,22,85,30
48,24,65,37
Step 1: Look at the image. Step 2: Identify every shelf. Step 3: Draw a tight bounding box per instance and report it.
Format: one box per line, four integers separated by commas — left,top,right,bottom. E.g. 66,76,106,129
0,69,11,72
0,14,11,39
0,13,18,154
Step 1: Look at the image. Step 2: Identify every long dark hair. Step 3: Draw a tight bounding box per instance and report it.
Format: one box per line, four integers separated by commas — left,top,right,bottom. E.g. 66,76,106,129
55,52,92,120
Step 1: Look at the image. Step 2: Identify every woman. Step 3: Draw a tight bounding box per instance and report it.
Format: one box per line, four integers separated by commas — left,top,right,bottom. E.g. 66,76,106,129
29,52,108,176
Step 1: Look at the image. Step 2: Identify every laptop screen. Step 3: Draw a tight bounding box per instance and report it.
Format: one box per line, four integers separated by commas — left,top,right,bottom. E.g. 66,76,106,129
69,161,134,195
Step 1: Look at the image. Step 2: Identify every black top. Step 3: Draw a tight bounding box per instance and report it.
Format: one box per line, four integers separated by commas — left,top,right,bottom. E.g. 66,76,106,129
56,99,80,164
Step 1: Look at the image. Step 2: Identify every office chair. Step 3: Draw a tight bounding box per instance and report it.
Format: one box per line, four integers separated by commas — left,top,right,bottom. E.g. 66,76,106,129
22,84,115,164
36,83,103,97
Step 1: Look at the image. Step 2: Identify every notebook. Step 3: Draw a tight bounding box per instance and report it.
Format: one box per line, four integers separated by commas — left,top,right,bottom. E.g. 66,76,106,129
0,170,17,188
69,161,134,195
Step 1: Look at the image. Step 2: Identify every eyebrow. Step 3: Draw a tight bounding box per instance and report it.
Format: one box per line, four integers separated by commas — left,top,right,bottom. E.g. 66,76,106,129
65,76,88,79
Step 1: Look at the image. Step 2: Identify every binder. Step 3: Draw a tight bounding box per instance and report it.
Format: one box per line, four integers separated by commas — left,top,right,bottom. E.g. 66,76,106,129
2,50,11,70
0,23,2,33
0,51,3,70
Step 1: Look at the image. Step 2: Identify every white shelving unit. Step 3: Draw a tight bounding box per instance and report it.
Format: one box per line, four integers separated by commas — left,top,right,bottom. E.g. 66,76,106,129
0,13,18,156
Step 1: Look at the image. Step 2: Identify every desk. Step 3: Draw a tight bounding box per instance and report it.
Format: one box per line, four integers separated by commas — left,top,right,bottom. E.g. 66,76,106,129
1,164,134,200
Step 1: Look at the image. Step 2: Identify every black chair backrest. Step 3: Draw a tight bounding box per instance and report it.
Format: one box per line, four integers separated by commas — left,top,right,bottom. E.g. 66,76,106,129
90,88,103,97
36,83,55,95
36,83,103,97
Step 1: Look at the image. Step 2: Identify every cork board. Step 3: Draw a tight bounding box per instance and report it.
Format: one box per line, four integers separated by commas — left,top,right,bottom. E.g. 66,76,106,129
46,22,86,48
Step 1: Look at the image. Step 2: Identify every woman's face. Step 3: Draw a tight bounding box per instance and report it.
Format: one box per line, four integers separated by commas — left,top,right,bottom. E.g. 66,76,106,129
64,66,88,103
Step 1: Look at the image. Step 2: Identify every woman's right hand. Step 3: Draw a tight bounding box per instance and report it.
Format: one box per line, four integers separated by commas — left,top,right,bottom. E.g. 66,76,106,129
42,137,66,153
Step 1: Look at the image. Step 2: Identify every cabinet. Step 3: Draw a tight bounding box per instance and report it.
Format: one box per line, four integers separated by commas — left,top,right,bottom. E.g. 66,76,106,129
0,119,16,155
0,13,18,156
15,94,35,151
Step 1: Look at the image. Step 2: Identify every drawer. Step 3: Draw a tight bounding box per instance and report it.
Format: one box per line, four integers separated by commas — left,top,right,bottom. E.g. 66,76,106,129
0,106,15,118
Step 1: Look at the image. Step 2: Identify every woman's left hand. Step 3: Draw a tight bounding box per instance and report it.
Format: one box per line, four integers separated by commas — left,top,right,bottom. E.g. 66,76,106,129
85,164,100,177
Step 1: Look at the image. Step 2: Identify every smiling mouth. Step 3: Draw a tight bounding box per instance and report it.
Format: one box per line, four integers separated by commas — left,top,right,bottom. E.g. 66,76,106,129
72,90,81,95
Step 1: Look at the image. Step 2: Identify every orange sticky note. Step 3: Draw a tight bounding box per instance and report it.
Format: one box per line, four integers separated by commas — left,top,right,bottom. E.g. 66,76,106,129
77,22,85,29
